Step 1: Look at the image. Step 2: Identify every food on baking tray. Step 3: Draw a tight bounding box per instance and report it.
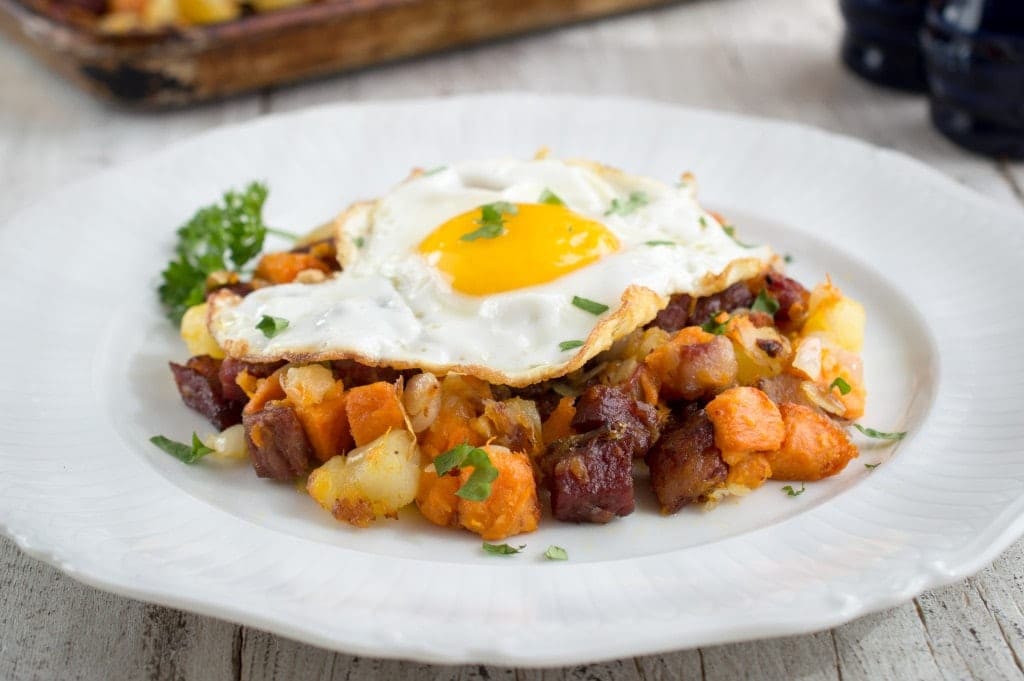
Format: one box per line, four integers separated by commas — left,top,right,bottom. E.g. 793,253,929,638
36,0,312,32
154,156,900,542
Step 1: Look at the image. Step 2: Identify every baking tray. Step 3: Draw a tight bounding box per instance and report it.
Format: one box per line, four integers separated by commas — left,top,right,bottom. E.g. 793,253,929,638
0,0,676,107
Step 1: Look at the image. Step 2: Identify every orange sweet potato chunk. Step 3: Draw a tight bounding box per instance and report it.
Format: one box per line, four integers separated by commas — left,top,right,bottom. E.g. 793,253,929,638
242,367,287,415
294,385,351,463
345,381,406,446
706,386,785,453
456,446,540,541
765,403,859,481
416,468,462,529
542,396,576,445
254,252,331,284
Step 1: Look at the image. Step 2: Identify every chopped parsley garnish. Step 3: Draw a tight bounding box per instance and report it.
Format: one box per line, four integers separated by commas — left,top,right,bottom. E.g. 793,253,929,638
751,290,780,315
539,188,565,206
422,165,447,176
784,253,794,264
572,296,609,315
864,463,880,470
559,340,585,351
782,483,806,497
434,443,499,501
853,424,907,441
158,181,273,324
699,215,708,228
722,224,755,248
150,433,213,464
460,201,518,242
645,240,676,246
544,545,569,561
830,377,852,395
256,315,289,338
701,313,730,335
605,191,649,216
353,236,365,248
483,542,524,555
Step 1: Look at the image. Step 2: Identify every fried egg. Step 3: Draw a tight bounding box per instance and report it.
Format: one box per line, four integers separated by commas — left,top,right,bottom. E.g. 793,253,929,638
209,158,772,386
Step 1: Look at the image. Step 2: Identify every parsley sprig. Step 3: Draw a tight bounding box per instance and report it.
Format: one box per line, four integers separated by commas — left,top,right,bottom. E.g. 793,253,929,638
256,315,289,338
150,433,213,464
483,542,524,555
461,202,517,242
559,340,585,351
158,182,273,324
853,424,907,441
434,443,499,501
544,545,569,561
782,483,806,497
572,296,609,315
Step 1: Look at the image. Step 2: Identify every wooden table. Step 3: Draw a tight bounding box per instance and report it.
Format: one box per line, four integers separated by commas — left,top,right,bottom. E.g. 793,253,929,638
2,1,1022,678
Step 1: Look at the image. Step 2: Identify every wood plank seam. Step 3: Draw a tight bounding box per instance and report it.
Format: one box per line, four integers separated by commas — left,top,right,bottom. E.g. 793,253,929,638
969,578,1024,676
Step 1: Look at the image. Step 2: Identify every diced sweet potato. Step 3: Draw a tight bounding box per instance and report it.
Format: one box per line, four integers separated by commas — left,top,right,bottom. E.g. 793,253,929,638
345,381,406,446
254,252,331,285
418,375,492,460
765,403,858,481
542,396,576,445
456,446,540,540
644,326,737,400
416,445,541,540
706,387,785,453
242,366,287,415
281,364,351,463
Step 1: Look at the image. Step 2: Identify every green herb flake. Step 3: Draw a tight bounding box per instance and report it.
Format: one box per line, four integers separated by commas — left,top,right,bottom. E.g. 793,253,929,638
544,545,569,561
784,253,794,264
864,463,880,470
645,240,676,246
256,315,290,338
605,191,649,216
699,215,708,228
539,188,565,206
853,424,907,441
830,377,852,395
751,290,780,315
461,202,518,242
483,542,525,555
559,340,585,351
782,483,806,497
150,433,213,465
422,165,447,176
701,313,730,335
157,181,272,324
354,236,365,249
434,443,499,501
722,223,756,249
572,295,609,315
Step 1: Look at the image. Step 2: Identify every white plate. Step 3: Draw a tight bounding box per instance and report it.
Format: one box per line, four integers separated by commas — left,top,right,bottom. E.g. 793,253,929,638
2,94,1023,666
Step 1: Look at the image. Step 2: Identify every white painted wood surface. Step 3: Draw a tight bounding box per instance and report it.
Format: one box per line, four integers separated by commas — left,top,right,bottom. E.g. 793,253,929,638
1,0,1022,678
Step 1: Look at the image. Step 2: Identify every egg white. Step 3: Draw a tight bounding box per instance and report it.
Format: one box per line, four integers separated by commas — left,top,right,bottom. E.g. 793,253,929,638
209,158,772,386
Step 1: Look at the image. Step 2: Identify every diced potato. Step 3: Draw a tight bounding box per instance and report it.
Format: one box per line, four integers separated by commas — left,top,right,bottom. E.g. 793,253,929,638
178,0,240,24
802,281,865,352
725,315,792,385
142,0,179,27
281,364,337,406
179,303,224,359
307,430,421,527
202,424,248,461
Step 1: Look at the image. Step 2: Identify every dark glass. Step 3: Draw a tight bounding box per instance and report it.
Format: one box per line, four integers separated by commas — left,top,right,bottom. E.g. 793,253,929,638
923,0,1024,158
840,0,930,91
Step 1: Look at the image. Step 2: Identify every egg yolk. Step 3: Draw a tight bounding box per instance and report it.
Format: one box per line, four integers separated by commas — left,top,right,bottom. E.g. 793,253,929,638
417,203,620,295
